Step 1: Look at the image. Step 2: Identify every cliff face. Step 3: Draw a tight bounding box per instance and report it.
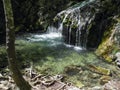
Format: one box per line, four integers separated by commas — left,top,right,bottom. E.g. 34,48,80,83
96,17,120,63
94,0,120,64
95,0,120,62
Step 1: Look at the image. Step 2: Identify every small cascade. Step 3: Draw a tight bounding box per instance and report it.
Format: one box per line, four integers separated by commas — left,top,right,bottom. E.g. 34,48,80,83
58,14,68,33
27,26,63,46
47,26,57,33
53,0,97,48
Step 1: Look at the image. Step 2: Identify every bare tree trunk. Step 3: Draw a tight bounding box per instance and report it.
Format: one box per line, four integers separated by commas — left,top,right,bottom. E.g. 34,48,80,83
3,0,31,89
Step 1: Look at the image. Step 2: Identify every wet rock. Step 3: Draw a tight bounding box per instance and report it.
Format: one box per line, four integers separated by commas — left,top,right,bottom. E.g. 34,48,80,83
95,20,120,62
103,80,120,90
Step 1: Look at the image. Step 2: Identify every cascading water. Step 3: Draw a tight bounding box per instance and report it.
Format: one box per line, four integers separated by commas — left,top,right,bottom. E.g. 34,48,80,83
27,0,100,50
27,26,63,46
53,0,97,49
27,25,83,51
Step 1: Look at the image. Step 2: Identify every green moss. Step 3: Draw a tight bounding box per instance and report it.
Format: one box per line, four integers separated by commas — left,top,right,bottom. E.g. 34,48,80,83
63,18,72,25
87,64,111,75
71,24,77,30
96,18,120,62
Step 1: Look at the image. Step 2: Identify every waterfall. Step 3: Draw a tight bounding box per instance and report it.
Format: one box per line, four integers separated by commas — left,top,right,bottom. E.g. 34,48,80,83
53,0,97,48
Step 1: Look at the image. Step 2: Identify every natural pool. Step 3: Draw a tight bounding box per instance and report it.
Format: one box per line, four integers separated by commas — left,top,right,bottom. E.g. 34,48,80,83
13,30,120,88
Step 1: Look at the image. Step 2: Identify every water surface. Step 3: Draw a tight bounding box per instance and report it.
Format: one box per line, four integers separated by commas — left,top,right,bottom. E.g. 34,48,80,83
15,30,120,88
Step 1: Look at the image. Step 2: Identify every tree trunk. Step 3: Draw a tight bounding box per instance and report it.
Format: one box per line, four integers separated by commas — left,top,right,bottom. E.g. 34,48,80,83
3,0,31,89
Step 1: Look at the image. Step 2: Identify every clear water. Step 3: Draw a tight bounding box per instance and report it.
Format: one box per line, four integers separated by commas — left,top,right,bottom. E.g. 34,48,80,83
15,27,120,88
26,26,83,51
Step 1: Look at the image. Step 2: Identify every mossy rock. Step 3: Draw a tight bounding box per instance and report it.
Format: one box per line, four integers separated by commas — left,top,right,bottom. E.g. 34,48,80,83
95,17,120,62
96,38,114,62
87,64,111,76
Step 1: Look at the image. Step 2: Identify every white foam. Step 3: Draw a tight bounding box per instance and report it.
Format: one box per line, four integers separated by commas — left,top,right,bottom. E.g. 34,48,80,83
64,44,83,51
74,46,82,51
34,33,62,40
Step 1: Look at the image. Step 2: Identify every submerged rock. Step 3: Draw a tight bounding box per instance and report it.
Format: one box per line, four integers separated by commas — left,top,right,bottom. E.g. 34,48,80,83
64,65,83,76
87,65,111,76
